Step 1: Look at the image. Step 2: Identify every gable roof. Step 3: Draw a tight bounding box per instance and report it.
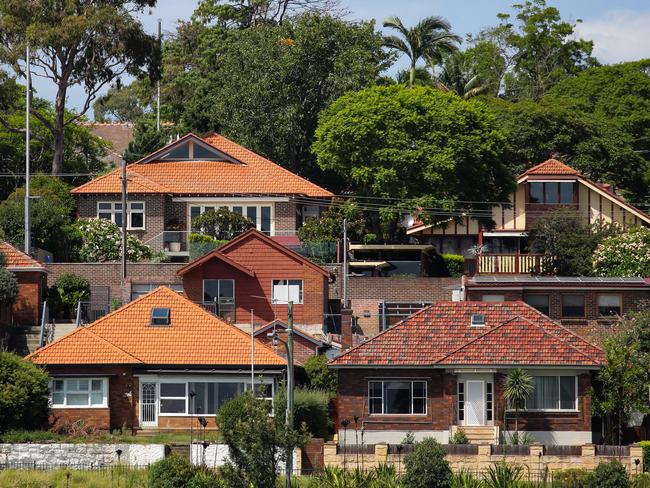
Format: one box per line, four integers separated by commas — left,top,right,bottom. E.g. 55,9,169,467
254,320,323,346
0,241,46,272
520,159,580,177
71,133,332,198
177,229,329,278
330,301,604,368
27,286,286,367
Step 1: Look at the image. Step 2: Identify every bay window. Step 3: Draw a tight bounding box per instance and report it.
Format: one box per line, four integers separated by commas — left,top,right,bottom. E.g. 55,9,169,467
368,380,427,415
525,376,577,411
97,201,145,230
272,280,303,304
49,378,107,408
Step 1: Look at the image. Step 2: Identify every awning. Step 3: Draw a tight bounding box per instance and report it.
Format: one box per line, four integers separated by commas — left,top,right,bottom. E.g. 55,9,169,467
348,261,391,268
482,231,527,237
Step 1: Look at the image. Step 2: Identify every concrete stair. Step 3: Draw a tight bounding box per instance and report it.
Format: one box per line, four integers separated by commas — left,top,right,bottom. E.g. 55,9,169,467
52,322,78,342
451,425,499,445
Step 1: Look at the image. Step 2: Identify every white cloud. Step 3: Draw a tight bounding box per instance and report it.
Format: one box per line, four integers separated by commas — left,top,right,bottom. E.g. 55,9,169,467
574,10,650,64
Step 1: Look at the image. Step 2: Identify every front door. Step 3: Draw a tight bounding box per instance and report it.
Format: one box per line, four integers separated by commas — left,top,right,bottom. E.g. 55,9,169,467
465,380,485,426
140,382,158,427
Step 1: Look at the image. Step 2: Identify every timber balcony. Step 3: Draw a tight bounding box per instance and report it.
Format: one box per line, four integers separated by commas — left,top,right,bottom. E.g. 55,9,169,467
467,254,550,275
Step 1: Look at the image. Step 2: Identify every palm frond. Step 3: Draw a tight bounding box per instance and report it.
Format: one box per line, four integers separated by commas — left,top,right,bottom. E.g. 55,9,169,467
382,15,408,35
381,35,411,57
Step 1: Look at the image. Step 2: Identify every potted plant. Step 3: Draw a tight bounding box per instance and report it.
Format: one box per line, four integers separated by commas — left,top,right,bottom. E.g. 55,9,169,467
165,219,185,252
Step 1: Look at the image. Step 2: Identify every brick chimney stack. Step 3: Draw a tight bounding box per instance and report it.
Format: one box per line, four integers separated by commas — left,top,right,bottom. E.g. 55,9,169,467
340,307,353,351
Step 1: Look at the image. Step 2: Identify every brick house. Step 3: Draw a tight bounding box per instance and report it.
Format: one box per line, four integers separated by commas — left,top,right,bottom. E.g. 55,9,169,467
330,301,604,445
407,159,650,275
177,229,330,334
70,132,333,260
464,276,650,341
0,241,47,327
27,286,285,431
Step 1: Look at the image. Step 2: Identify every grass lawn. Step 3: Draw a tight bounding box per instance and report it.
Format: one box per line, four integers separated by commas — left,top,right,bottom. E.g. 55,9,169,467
0,430,222,445
0,468,149,488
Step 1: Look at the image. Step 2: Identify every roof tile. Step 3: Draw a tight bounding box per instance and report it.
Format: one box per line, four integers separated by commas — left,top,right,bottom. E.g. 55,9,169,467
0,241,45,270
521,159,580,177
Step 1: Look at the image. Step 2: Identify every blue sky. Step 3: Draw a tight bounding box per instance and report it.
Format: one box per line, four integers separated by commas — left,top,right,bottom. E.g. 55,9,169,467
30,0,650,116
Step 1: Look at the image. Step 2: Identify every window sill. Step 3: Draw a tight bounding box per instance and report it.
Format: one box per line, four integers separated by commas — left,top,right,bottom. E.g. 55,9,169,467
50,405,108,409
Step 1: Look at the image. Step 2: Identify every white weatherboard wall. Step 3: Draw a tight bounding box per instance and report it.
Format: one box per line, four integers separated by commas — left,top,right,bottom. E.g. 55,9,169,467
0,444,166,467
190,443,300,473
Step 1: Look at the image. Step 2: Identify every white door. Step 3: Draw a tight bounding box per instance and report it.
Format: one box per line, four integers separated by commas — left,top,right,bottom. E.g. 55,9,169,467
140,382,158,427
465,381,485,426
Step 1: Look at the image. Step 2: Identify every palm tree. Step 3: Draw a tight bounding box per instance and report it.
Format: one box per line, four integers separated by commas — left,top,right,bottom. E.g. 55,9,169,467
504,368,534,434
382,15,461,88
436,53,491,100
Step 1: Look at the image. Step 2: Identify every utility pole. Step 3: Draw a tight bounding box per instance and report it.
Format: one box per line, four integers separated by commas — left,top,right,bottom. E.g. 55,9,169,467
121,158,127,280
24,44,31,255
156,18,161,132
342,218,348,307
285,300,294,488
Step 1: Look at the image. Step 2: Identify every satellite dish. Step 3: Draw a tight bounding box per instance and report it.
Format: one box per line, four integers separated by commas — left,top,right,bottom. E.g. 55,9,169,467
401,214,415,228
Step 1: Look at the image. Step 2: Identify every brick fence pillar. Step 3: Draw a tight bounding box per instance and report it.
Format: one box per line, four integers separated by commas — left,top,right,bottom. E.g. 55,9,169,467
581,444,595,470
374,443,388,467
630,444,643,474
478,444,491,473
323,441,339,468
529,444,544,478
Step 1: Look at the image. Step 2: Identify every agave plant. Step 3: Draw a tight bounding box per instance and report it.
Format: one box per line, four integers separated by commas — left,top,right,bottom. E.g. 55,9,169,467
452,469,484,488
484,461,527,488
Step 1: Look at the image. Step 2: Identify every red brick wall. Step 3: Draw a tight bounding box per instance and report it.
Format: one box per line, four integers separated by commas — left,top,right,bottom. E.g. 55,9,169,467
12,271,46,326
182,236,327,327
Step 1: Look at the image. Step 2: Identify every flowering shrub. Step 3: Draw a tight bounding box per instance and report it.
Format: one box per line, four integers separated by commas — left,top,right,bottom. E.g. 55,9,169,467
76,218,153,262
593,227,650,277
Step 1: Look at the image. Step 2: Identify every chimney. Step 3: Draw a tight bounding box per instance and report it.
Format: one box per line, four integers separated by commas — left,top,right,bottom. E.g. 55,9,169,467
340,307,353,351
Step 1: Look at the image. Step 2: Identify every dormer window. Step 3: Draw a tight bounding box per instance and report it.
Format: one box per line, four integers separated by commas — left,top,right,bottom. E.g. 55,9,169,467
470,314,485,327
528,181,576,204
151,307,171,326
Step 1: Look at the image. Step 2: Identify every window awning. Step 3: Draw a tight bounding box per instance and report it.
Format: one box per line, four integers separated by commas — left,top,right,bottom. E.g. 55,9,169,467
482,231,527,237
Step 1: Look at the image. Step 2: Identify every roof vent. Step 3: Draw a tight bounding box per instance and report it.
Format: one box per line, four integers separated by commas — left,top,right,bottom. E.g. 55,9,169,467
151,307,171,326
470,313,485,327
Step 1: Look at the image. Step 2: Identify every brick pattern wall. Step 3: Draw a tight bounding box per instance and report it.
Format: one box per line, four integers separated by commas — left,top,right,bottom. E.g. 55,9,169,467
348,277,461,336
275,201,298,236
76,194,167,252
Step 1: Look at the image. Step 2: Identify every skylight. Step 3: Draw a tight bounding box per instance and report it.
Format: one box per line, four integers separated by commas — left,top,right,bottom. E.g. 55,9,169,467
151,307,171,326
470,314,485,327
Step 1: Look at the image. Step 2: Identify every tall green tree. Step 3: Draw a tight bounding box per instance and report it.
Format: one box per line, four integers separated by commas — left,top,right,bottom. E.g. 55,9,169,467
382,15,460,87
93,79,155,123
0,0,160,174
312,85,514,240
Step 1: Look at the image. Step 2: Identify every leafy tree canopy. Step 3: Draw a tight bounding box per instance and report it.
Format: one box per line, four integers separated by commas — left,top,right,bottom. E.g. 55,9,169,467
312,85,515,238
593,227,650,278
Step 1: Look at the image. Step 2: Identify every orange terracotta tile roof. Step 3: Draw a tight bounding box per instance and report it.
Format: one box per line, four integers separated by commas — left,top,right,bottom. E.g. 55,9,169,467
27,286,286,367
71,133,332,197
520,159,580,177
330,301,604,368
0,241,46,271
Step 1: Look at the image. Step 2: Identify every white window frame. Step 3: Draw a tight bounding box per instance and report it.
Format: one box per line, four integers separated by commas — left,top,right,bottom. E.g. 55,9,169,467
521,375,579,412
97,201,146,230
159,382,188,415
598,294,622,317
188,203,274,235
131,283,184,301
272,279,304,305
202,279,236,321
49,377,108,409
367,379,427,416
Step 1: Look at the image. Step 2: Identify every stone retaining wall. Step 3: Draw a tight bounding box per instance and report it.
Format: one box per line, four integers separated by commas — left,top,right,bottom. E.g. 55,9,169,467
190,444,301,473
324,443,644,475
0,443,166,467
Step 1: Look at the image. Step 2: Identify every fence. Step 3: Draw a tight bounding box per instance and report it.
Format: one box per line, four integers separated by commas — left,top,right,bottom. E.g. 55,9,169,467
324,442,644,476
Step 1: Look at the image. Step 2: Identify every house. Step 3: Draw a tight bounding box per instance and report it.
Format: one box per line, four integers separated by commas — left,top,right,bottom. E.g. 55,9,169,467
0,241,47,327
81,122,134,167
330,301,604,445
407,159,650,274
254,319,340,364
176,229,330,335
464,275,650,341
70,132,333,260
27,286,286,431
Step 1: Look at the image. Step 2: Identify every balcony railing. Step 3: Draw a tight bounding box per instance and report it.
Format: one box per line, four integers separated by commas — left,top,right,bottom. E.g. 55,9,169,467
477,253,549,275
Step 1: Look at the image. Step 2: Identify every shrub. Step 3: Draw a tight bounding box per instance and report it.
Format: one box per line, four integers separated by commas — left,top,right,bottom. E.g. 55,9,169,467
403,438,452,488
0,352,49,432
552,468,591,487
589,460,629,488
191,208,254,241
148,455,197,488
449,428,469,445
593,227,650,277
76,218,153,262
0,267,18,304
442,253,465,277
303,354,337,393
276,387,332,439
484,461,526,488
186,469,225,488
48,272,90,318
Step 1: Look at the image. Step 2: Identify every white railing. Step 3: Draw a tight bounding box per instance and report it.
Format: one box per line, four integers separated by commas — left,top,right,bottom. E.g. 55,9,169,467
478,254,548,274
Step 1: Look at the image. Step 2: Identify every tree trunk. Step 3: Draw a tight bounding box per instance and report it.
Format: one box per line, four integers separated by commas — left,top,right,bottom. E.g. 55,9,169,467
409,60,415,88
51,83,68,175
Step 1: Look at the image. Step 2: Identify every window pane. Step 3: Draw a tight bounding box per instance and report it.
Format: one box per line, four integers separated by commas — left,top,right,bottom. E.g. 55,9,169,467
530,377,559,410
130,212,144,229
413,381,426,398
204,280,219,303
559,182,574,204
218,383,243,409
370,398,383,414
233,206,243,215
560,376,576,410
562,295,585,317
545,182,559,204
369,382,382,398
114,213,123,228
412,398,426,414
164,143,190,159
130,202,144,210
53,380,64,391
287,280,303,303
160,383,185,397
193,144,219,160
190,206,201,220
524,295,550,315
273,280,288,304
189,383,206,414
52,392,64,405
598,295,621,316
67,393,89,406
384,382,411,414
91,380,103,391
247,207,257,226
90,392,104,405
160,399,186,414
529,182,543,203
98,203,112,211
261,206,271,234
98,212,112,220
219,280,234,300
482,295,505,302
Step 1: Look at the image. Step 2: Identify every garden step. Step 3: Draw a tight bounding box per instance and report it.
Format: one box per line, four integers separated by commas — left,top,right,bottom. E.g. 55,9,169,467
168,444,191,459
52,323,79,341
451,425,499,445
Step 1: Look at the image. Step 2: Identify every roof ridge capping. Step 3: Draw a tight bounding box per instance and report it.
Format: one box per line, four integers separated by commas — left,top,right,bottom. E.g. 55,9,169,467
520,158,580,177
